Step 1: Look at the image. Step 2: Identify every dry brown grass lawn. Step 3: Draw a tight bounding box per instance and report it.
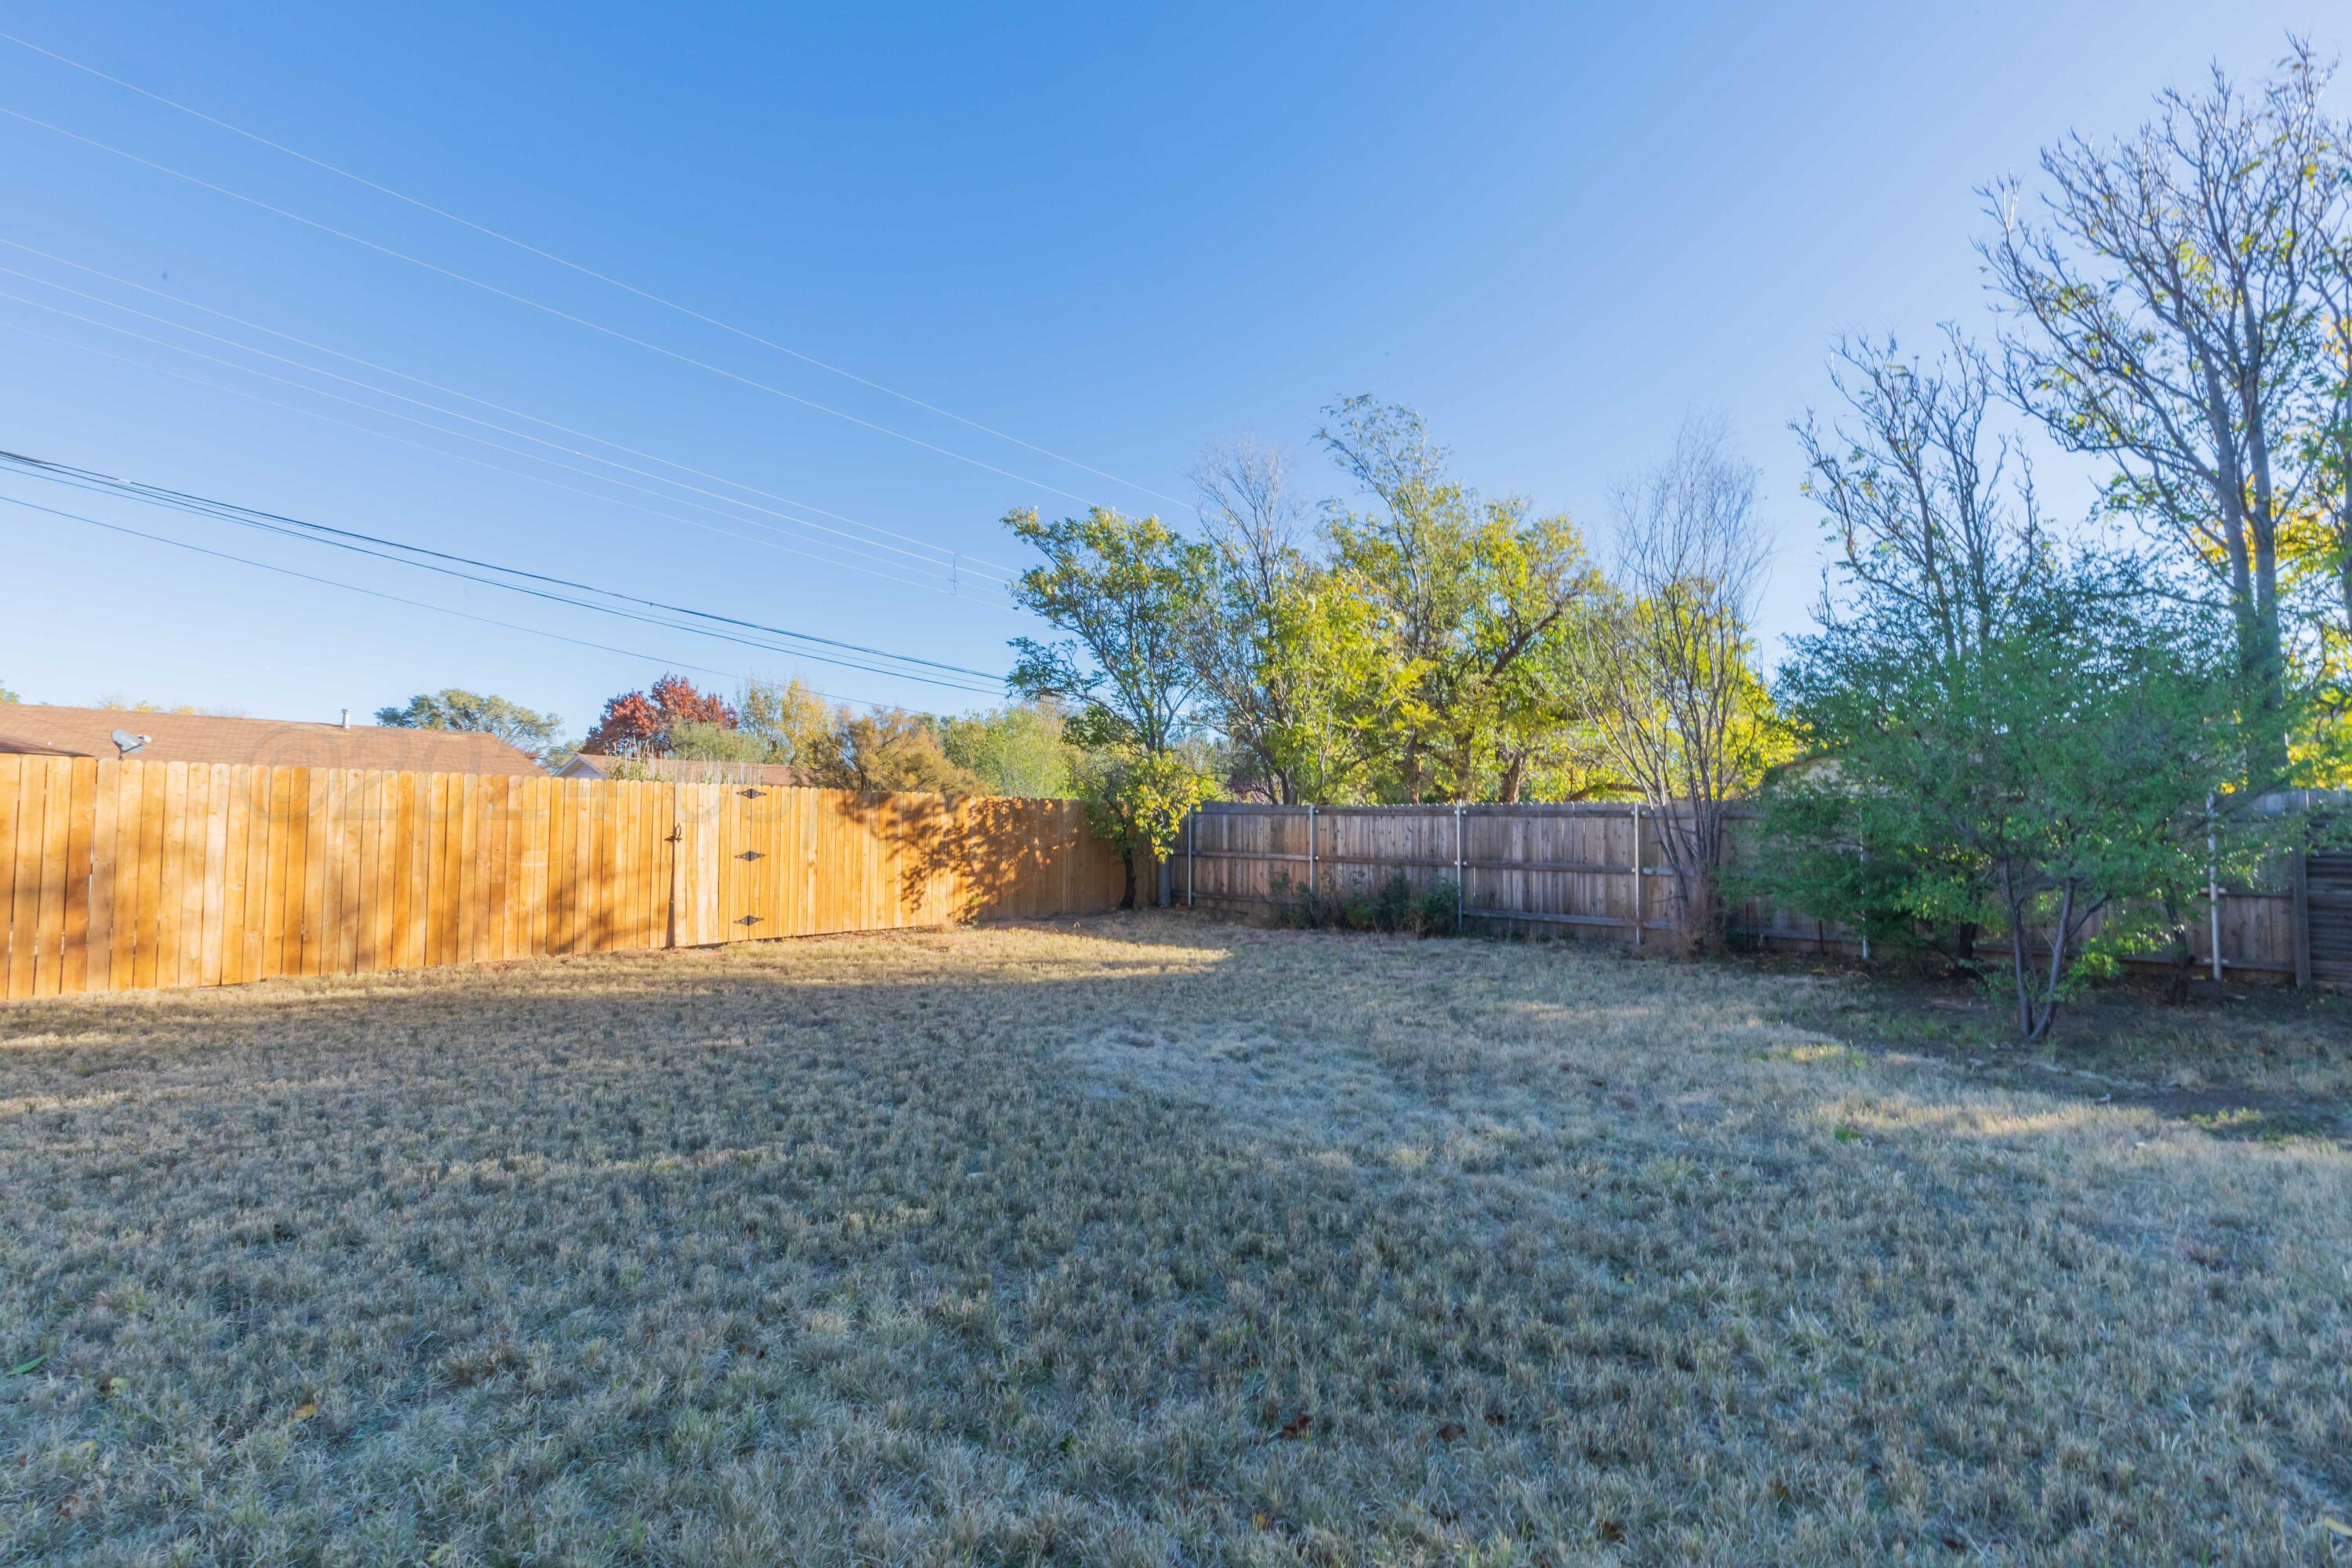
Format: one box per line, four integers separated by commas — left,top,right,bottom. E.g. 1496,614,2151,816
2,915,2347,1566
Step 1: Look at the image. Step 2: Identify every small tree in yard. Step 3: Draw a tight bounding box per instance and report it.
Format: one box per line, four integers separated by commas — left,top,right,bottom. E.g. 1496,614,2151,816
1754,332,2053,968
1796,564,2256,1040
1005,506,1217,908
1771,509,2266,1039
1573,416,1778,949
1766,332,2276,1038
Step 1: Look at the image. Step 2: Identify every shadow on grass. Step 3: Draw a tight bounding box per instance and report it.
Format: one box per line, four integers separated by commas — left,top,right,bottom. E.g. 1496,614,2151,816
1754,951,2352,1145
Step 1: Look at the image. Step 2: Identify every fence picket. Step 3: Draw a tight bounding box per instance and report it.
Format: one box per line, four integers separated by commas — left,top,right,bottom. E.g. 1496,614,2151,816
0,757,1126,996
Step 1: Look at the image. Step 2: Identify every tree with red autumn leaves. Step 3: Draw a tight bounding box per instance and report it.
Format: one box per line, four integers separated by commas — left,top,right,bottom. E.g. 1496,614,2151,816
580,673,739,758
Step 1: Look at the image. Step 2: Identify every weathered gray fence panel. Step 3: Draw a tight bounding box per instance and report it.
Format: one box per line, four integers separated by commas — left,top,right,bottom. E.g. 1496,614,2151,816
1177,802,2307,983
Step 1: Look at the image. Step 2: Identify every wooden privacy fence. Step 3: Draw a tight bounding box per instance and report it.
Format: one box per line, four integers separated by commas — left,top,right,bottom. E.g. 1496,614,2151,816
1178,801,2310,982
0,754,1125,1000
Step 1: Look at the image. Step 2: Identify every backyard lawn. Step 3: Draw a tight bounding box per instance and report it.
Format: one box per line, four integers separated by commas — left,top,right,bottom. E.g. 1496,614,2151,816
2,915,2347,1565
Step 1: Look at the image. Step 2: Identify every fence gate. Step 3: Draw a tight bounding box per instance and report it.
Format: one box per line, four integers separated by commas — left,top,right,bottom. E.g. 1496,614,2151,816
2302,850,2352,987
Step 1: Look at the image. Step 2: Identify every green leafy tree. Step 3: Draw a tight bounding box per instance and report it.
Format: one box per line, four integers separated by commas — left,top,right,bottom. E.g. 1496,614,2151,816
1762,336,2270,1036
1757,332,2049,967
1188,438,1411,802
939,701,1081,798
1777,554,2259,1040
735,676,841,769
1005,505,1217,906
375,688,562,758
1316,397,1603,801
1570,416,1779,948
830,709,979,794
1980,40,2346,786
580,674,735,759
666,719,776,765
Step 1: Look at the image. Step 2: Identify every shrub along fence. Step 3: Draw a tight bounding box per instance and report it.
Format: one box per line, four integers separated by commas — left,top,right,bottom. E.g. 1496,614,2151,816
0,754,1123,1000
1177,801,2315,983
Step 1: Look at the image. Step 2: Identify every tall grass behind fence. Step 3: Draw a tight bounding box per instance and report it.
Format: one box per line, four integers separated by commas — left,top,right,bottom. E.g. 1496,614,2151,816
0,754,1123,1000
1178,801,2309,981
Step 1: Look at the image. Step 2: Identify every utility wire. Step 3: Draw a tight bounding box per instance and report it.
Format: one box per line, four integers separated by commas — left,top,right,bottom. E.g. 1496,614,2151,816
0,489,943,716
0,102,1121,509
0,449,1011,693
0,281,1017,597
2,453,1011,691
0,27,1187,509
21,461,1006,692
0,316,1015,606
0,237,1022,575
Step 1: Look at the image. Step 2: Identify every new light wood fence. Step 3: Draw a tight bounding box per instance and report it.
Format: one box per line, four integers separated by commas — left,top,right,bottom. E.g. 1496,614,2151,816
0,754,1124,1000
1178,801,2309,981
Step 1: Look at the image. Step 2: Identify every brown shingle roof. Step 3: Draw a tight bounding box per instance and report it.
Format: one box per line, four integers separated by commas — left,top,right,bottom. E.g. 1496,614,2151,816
0,733,82,757
0,705,545,775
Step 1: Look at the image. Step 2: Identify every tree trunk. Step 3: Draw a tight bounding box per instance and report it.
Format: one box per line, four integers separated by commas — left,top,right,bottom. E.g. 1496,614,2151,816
2009,917,2034,1041
2001,861,2036,1040
2022,880,2074,1046
1680,866,1724,952
1945,920,1981,977
2163,923,2196,1007
1118,849,1137,911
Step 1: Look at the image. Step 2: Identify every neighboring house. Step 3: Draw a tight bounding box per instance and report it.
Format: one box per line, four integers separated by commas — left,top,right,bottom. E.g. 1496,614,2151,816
0,734,82,757
0,705,545,775
1759,753,1844,790
556,754,816,788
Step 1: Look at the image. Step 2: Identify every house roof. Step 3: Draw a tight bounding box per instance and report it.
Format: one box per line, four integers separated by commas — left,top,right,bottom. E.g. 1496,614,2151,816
0,705,546,775
557,753,816,787
0,732,83,757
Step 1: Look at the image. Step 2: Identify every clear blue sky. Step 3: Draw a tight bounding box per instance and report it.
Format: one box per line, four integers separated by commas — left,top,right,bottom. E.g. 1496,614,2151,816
0,1,2332,735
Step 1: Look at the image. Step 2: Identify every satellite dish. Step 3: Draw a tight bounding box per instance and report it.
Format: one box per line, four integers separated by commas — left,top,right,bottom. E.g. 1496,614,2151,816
111,729,151,756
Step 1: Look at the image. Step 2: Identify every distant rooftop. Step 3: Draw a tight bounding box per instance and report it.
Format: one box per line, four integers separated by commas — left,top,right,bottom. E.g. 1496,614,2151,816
0,704,545,775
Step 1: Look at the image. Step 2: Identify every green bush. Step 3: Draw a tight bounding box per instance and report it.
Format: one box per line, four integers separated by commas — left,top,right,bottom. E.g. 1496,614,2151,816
1272,871,1458,937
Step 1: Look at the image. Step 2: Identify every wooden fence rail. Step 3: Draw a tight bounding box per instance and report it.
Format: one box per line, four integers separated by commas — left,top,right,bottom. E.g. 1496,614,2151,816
1177,801,2309,982
0,754,1124,1000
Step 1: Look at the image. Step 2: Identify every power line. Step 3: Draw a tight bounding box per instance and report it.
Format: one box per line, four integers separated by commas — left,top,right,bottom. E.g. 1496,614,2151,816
0,489,946,716
0,449,1011,693
0,237,1022,575
27,463,1007,693
4,446,1007,686
3,449,1008,683
0,280,1018,599
0,315,1015,606
0,27,1189,510
0,102,1124,510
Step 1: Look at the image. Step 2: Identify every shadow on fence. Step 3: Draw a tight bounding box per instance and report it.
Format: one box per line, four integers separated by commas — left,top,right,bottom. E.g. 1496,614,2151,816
0,757,1123,1000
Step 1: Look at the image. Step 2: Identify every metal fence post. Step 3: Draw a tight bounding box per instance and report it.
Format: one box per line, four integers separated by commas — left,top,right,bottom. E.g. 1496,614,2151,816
1454,803,1465,931
1859,844,1871,964
1630,800,1642,949
1185,806,1195,908
2208,792,2222,982
1306,803,1316,894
